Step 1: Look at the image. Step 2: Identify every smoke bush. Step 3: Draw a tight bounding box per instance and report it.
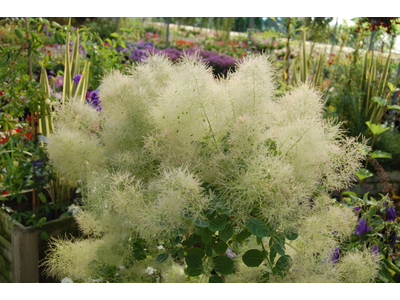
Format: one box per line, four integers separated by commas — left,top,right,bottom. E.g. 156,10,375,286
43,53,377,283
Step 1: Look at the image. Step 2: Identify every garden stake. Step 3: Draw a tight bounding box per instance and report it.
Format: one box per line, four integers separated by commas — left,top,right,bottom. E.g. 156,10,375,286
24,17,37,212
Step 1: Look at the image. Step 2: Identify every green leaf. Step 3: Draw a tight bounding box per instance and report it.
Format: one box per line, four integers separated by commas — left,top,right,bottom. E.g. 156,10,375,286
110,32,119,38
201,228,212,244
269,247,277,264
245,217,270,238
171,228,186,237
275,255,292,273
356,168,374,181
40,231,49,240
370,150,392,159
388,105,400,111
219,224,234,241
341,191,358,197
242,249,265,267
213,256,233,275
203,243,213,257
235,229,252,242
208,218,226,232
188,247,205,258
209,275,224,283
372,96,389,107
38,192,47,204
379,268,395,283
368,206,377,218
387,82,395,92
14,28,24,39
177,248,184,258
185,253,203,277
365,121,390,136
212,241,228,255
155,253,169,263
52,21,62,29
383,258,400,274
274,242,286,256
133,243,146,261
194,219,209,228
284,227,298,241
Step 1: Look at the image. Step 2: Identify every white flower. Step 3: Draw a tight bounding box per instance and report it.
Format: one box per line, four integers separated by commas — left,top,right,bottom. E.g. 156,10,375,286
61,277,73,283
68,204,81,217
158,245,165,250
117,265,125,270
144,267,156,275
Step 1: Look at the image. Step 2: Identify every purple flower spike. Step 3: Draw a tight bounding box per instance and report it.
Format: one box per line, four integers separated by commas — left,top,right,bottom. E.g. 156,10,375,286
387,206,397,222
331,247,340,263
354,206,360,213
354,219,371,237
73,74,82,85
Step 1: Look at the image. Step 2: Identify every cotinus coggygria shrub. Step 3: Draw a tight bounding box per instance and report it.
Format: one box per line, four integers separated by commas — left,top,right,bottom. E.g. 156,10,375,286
43,53,379,283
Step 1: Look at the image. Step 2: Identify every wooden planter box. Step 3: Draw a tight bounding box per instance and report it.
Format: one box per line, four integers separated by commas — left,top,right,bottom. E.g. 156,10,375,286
0,209,80,283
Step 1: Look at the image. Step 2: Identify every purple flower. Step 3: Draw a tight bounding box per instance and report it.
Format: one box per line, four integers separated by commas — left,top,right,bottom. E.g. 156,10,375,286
47,69,55,79
73,74,82,85
354,206,360,213
354,219,372,237
86,90,102,112
372,244,379,255
331,247,340,263
383,201,386,206
387,206,397,222
226,248,237,259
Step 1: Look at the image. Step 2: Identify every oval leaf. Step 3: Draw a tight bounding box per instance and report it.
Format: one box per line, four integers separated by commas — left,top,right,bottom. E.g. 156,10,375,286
213,241,228,255
185,253,203,277
356,168,374,181
242,249,265,267
245,217,270,238
370,150,392,159
209,275,224,283
235,229,252,242
194,219,209,228
388,105,400,111
155,253,169,263
219,224,234,241
274,242,285,256
208,218,226,232
284,227,298,241
201,228,213,244
213,256,233,275
275,255,292,272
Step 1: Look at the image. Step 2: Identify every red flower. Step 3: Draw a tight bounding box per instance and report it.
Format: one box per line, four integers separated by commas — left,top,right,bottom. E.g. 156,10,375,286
242,52,247,57
104,42,110,47
1,190,8,196
0,90,5,96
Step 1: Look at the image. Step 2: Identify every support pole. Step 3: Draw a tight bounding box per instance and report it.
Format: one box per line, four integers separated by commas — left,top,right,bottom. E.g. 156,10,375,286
11,227,38,283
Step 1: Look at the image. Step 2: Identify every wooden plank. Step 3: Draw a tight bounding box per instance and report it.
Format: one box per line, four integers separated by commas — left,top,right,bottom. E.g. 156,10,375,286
0,233,12,263
0,253,12,283
0,270,11,283
0,210,24,241
39,216,79,249
11,227,38,283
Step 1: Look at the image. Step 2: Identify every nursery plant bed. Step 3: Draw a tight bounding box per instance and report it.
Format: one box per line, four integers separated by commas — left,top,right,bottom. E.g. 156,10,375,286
0,206,80,283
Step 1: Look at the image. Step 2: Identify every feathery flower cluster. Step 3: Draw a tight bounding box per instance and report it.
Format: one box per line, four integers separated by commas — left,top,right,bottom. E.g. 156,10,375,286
44,53,376,283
